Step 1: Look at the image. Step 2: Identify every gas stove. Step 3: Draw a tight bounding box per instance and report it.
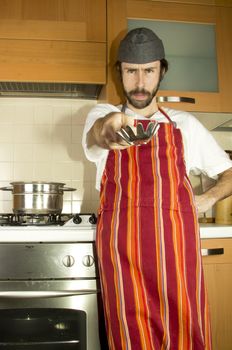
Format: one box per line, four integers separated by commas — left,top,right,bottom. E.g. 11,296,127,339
0,213,97,242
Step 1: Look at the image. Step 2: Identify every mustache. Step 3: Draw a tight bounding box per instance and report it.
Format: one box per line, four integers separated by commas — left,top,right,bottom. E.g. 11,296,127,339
128,88,151,96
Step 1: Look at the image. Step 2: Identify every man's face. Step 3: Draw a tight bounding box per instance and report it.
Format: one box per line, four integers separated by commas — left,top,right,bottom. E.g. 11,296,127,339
121,61,161,109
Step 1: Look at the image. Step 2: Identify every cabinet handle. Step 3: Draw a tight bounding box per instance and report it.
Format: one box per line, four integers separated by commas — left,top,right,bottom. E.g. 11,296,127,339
201,248,224,256
156,96,195,103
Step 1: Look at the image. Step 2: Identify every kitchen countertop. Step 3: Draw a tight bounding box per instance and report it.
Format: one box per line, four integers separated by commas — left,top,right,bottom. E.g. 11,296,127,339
0,223,231,242
0,225,96,242
200,223,232,239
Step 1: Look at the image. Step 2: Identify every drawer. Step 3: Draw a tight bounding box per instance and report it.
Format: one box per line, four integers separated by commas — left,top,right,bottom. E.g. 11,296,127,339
201,238,232,264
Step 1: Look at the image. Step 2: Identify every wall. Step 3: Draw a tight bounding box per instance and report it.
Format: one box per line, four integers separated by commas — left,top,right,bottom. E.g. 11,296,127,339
0,97,99,214
0,98,231,216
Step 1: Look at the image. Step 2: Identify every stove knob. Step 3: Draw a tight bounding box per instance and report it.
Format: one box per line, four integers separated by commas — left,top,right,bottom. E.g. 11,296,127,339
89,213,97,225
73,214,82,224
62,255,75,267
82,255,95,267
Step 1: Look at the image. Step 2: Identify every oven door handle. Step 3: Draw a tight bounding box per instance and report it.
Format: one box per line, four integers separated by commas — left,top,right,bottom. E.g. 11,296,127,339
0,290,99,298
0,340,80,346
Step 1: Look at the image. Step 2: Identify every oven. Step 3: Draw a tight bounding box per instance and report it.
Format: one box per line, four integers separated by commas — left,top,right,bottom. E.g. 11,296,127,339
0,213,107,350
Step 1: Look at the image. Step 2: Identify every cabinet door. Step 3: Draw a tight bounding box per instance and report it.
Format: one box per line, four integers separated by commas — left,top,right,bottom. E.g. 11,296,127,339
0,0,106,42
127,1,232,112
105,0,232,112
202,238,232,350
0,0,106,84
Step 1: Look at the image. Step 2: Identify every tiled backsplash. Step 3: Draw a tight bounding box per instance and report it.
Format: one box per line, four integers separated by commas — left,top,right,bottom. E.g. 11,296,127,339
0,98,231,215
0,98,99,214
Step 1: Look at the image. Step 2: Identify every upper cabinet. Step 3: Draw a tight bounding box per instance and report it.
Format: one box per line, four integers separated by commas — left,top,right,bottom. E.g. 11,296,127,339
104,0,232,112
0,0,106,84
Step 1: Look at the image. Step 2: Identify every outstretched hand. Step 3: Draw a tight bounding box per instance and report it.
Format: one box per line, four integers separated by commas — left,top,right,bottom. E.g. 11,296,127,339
89,112,135,150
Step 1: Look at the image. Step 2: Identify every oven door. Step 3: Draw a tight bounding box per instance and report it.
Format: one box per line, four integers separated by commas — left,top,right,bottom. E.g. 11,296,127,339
0,280,105,350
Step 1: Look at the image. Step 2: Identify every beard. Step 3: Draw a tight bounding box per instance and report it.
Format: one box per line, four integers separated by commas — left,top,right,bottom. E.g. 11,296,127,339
123,82,160,109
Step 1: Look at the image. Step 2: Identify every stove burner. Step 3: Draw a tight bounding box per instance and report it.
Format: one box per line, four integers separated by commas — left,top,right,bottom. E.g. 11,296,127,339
0,213,97,226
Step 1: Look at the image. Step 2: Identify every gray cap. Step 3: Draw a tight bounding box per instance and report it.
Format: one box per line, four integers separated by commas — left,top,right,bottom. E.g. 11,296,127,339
117,27,165,64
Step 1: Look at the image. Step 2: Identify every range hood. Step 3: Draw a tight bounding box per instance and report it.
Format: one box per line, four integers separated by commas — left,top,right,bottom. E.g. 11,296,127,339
0,82,103,99
212,118,232,132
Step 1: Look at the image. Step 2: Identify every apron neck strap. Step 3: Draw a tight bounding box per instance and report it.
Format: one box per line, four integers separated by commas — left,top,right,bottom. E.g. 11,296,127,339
158,107,176,126
121,104,176,127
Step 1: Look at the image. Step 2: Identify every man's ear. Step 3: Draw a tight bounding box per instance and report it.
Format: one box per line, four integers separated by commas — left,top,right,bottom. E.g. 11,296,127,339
160,68,166,81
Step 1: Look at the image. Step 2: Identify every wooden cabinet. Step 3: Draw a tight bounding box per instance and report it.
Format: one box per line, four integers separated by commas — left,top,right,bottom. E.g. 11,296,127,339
201,238,232,350
0,0,106,84
104,0,232,112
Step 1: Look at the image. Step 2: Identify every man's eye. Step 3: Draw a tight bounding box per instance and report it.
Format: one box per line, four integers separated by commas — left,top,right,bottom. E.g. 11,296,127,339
127,69,136,74
145,69,154,74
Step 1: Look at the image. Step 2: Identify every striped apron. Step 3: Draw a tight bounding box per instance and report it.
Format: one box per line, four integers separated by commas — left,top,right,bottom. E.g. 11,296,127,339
96,108,212,350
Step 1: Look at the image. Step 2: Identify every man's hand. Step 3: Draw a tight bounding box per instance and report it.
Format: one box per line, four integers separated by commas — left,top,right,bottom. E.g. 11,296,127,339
195,194,216,214
195,167,232,213
87,112,135,150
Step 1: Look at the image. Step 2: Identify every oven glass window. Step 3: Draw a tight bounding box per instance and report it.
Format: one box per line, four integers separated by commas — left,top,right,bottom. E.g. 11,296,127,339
0,308,86,349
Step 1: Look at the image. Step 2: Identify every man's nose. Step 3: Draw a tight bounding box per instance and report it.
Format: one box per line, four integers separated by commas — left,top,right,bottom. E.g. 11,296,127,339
136,71,145,89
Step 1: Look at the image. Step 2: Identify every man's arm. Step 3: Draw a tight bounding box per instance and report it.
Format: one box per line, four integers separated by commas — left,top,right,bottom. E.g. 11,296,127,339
195,167,232,213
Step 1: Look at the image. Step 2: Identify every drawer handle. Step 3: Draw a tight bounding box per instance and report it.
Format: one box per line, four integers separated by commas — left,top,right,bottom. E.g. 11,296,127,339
201,248,224,256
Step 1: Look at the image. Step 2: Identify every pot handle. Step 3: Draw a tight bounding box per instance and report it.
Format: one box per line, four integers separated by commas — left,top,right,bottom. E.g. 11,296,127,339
0,186,13,191
62,187,76,192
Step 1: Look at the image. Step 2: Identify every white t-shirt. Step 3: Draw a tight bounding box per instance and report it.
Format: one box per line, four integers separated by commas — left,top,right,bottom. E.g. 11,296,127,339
82,104,232,191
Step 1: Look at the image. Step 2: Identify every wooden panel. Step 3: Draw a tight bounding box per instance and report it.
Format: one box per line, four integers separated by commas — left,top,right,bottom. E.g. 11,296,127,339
202,238,232,350
150,0,215,4
0,19,87,41
0,39,106,83
100,0,127,103
127,0,217,23
215,7,232,112
156,91,221,112
201,238,232,264
203,263,232,350
0,0,106,42
138,0,232,6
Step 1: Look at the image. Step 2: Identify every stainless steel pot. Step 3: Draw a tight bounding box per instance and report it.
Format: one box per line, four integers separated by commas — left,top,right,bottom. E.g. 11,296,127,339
0,182,76,214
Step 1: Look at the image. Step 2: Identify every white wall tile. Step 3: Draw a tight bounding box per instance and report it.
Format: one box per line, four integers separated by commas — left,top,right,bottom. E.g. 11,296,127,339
71,125,84,144
13,125,35,143
71,101,96,125
13,104,34,124
71,201,82,213
13,162,33,180
0,182,12,200
0,104,15,124
34,105,53,124
0,125,14,143
51,125,72,144
70,144,87,162
34,144,52,162
53,105,72,125
32,124,52,144
51,162,73,182
0,200,12,213
0,162,13,181
62,201,72,213
33,162,53,181
14,144,34,162
0,144,13,161
71,180,91,201
52,143,72,162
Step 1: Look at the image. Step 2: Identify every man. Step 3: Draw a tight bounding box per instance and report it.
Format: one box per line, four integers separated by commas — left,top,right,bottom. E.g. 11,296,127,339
82,28,232,349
